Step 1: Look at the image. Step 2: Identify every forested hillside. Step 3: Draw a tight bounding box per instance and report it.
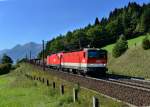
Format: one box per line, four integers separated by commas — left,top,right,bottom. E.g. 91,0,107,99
39,2,150,57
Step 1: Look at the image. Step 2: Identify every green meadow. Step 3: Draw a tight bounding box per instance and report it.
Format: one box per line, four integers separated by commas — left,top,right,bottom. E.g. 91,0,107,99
0,63,127,107
103,35,146,53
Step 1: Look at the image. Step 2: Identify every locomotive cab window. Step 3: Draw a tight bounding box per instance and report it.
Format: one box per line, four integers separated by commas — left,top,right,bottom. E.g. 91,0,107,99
88,50,107,58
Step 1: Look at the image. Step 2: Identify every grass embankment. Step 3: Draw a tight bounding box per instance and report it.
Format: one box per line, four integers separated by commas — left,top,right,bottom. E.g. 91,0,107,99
108,45,150,79
103,34,150,79
0,63,127,107
103,35,145,53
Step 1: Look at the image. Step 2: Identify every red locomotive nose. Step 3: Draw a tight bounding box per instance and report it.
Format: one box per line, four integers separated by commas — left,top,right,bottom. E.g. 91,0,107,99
87,58,107,64
100,60,107,64
96,59,106,63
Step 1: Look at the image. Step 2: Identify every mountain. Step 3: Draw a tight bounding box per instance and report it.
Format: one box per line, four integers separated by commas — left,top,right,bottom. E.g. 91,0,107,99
0,42,42,63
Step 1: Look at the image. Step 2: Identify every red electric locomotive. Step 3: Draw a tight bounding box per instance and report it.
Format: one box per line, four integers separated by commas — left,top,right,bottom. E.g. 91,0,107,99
47,48,107,75
47,53,63,69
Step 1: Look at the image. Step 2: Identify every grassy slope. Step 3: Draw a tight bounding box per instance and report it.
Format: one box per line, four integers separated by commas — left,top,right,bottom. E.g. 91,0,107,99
0,64,127,107
108,46,150,78
103,34,150,78
103,35,146,53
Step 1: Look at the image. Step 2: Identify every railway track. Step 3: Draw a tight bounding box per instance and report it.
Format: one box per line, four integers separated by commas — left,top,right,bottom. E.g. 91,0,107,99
31,63,150,106
107,78,150,91
125,78,150,87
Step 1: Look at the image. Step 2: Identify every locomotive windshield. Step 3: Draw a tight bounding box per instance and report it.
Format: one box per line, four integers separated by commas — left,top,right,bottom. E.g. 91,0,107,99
88,50,107,58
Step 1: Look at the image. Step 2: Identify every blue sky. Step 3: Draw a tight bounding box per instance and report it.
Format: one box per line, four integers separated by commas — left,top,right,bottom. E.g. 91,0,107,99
0,0,149,50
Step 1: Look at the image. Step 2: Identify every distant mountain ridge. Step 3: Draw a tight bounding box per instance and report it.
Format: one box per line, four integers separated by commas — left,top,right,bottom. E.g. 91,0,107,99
0,42,42,63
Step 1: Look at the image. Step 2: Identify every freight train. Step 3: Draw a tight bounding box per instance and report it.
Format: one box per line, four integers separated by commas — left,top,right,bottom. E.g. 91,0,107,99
46,48,107,75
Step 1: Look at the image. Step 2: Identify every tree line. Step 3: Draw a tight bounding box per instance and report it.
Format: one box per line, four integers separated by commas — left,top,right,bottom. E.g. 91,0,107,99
0,54,13,75
38,2,150,58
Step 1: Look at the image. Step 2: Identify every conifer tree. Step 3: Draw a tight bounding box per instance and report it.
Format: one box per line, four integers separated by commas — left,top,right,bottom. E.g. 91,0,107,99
95,17,100,25
112,35,128,58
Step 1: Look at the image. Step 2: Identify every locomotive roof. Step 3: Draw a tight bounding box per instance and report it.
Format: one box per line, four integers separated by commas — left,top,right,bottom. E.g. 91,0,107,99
62,48,83,53
62,48,105,53
84,48,100,51
49,48,107,55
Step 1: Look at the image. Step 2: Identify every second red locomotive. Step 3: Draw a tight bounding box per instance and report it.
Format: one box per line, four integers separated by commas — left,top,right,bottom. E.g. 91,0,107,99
47,48,107,75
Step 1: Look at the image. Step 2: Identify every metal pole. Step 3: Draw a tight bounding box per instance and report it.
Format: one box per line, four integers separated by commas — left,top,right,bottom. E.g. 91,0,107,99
42,40,45,71
26,53,27,59
79,37,81,49
26,53,28,62
30,51,31,61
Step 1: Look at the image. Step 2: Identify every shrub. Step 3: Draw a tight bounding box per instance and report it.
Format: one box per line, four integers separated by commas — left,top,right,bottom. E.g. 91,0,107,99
11,65,18,70
142,36,150,50
1,54,13,64
17,58,28,64
0,64,11,75
112,35,128,58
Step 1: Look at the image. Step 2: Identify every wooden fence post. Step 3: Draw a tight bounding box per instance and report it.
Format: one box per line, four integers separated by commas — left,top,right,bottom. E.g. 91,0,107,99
93,96,99,107
73,88,78,102
31,76,33,80
53,82,55,89
60,85,64,95
42,78,45,83
47,80,49,86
